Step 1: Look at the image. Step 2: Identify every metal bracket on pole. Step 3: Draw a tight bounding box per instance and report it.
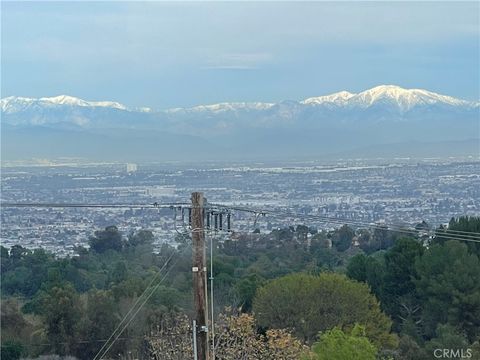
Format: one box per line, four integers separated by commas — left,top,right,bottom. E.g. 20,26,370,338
193,320,198,360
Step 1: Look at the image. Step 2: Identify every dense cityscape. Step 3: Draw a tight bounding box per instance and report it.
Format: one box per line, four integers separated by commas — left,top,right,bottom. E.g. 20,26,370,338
2,158,479,255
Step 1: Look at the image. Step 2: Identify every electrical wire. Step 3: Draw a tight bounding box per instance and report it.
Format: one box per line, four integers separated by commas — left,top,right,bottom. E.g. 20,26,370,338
11,333,191,348
0,202,188,209
93,246,180,360
94,243,192,360
264,211,480,243
211,203,480,243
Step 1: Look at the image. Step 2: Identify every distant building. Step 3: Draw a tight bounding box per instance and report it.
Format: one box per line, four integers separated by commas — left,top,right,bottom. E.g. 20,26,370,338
126,163,137,173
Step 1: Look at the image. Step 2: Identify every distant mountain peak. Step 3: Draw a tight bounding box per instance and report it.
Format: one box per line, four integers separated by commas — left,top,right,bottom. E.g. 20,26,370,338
1,85,476,117
0,95,129,114
301,90,355,105
298,85,474,111
351,85,469,110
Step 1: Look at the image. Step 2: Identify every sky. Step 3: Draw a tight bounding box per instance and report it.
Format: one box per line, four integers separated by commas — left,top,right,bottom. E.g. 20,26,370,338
1,1,479,109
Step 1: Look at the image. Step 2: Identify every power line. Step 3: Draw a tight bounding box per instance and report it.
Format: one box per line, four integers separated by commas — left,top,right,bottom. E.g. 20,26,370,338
8,332,192,348
265,210,480,243
0,202,188,209
2,201,479,241
92,246,179,360
211,203,480,243
94,243,192,360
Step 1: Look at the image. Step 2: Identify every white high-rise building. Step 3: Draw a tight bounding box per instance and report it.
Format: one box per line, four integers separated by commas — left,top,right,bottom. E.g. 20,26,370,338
126,163,137,173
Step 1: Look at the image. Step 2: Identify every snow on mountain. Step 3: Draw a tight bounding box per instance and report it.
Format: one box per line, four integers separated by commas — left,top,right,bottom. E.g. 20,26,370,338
167,102,275,114
1,86,476,116
300,85,473,111
165,85,476,114
347,85,470,111
2,86,478,161
0,95,129,114
301,91,355,105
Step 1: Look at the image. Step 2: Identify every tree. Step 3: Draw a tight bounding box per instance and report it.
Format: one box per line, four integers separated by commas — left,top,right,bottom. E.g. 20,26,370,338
147,311,309,360
76,289,119,360
40,284,82,355
435,216,480,256
331,225,354,252
396,335,427,360
88,226,123,253
127,229,154,248
233,274,264,312
0,341,24,360
253,273,397,348
346,254,384,299
346,253,368,282
415,240,480,341
381,238,424,326
423,324,470,359
306,324,377,360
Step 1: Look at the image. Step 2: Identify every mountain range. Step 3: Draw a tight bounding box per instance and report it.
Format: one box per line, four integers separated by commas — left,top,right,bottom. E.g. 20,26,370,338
1,85,479,162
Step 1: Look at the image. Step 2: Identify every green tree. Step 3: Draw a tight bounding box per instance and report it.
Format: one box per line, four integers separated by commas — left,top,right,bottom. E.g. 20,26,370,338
346,254,384,300
89,226,123,253
397,335,427,360
77,289,119,360
423,324,471,359
435,216,480,256
381,238,424,326
253,273,397,348
415,240,480,341
127,229,154,248
0,341,24,360
40,283,82,355
233,274,264,312
306,324,377,360
331,225,355,252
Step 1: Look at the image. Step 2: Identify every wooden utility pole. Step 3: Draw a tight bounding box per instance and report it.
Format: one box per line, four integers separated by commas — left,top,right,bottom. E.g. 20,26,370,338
191,192,209,360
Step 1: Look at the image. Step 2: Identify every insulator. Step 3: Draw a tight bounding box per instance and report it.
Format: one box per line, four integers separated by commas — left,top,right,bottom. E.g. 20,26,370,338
214,214,218,230
227,213,231,231
219,213,223,230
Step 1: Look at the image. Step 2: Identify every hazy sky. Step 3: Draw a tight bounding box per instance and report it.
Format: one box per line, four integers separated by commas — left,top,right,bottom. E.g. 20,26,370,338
1,1,479,109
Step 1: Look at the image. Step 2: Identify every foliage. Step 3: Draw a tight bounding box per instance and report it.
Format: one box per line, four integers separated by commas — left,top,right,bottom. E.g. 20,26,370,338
423,324,471,359
435,216,480,256
147,311,309,360
253,272,397,348
305,324,377,360
40,284,83,356
2,218,479,358
331,225,355,252
0,341,25,360
381,238,424,325
414,240,480,341
146,312,193,360
88,225,123,253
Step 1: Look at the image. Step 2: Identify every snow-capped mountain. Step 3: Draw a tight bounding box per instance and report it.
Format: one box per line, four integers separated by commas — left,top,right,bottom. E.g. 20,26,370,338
347,85,471,110
0,95,156,117
1,85,478,161
302,91,355,106
2,85,477,117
